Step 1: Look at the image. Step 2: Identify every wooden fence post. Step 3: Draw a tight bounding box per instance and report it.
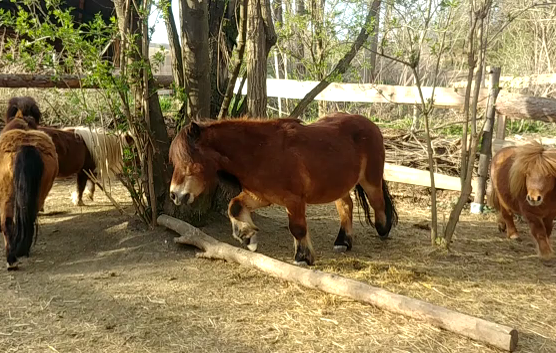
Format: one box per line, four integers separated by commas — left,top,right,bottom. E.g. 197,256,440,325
471,67,502,214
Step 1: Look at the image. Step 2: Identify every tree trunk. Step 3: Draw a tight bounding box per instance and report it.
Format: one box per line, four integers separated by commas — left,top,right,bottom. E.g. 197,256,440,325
114,0,173,223
367,0,381,82
208,0,229,118
294,0,306,77
218,0,248,120
472,67,501,212
180,0,211,119
246,0,277,117
289,0,380,119
163,0,184,88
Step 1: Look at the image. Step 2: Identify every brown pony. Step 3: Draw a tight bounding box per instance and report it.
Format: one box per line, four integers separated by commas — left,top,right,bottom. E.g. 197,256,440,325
169,113,398,265
5,97,131,206
489,141,556,260
0,109,58,270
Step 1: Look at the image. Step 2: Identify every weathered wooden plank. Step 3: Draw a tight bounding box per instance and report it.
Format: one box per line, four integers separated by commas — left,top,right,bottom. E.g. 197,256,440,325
451,73,556,89
383,163,478,194
3,74,556,122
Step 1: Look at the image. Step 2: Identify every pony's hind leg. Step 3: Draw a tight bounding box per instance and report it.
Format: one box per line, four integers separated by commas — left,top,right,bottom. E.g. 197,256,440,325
84,179,95,201
228,192,270,251
333,194,354,252
72,171,88,206
1,210,16,270
286,202,315,266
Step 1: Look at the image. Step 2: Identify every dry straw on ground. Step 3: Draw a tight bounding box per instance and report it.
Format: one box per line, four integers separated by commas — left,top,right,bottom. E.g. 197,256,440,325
0,180,554,352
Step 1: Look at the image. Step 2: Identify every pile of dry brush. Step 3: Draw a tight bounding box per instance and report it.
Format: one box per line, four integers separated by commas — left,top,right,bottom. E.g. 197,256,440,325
382,130,471,177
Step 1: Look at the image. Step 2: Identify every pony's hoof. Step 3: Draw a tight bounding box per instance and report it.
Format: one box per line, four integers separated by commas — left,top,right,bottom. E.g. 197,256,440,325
333,245,348,253
293,260,309,267
508,233,520,240
6,262,18,271
71,192,85,206
538,252,554,261
84,190,94,201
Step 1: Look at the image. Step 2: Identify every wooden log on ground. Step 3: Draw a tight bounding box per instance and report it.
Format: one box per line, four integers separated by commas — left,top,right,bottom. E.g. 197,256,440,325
158,214,519,352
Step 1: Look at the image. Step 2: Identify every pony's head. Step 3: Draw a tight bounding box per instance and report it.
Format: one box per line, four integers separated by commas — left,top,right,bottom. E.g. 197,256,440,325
509,141,556,207
5,96,41,126
169,122,218,206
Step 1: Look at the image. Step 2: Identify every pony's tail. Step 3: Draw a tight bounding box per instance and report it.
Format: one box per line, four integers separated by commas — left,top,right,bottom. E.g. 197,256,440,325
486,181,499,210
354,184,374,229
9,146,43,264
354,180,398,240
381,180,398,235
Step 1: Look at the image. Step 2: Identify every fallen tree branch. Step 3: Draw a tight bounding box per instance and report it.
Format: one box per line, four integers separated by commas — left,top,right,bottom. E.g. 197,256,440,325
157,214,519,352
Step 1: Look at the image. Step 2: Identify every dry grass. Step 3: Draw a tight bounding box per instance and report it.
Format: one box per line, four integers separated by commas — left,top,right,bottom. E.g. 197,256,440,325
0,180,555,352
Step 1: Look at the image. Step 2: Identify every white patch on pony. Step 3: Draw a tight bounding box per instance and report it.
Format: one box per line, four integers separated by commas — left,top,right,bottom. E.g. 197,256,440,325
333,245,348,253
247,234,258,252
71,191,79,206
71,191,85,206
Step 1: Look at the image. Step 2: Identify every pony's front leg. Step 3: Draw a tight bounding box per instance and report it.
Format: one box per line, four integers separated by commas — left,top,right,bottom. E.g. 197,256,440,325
228,192,270,252
499,207,519,239
84,179,95,201
72,171,88,206
527,218,554,260
544,217,554,238
286,202,315,266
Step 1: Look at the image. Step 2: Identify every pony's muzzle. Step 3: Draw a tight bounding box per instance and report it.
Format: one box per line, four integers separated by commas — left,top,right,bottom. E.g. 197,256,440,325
526,194,543,206
170,190,192,206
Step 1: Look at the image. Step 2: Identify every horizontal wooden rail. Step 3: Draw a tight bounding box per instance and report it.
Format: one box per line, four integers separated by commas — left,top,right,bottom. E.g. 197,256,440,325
2,74,556,121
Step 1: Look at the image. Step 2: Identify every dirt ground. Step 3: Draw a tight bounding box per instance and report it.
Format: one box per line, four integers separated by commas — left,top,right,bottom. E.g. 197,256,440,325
0,180,555,353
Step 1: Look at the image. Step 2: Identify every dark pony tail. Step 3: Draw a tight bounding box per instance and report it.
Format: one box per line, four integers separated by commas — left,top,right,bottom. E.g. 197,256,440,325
354,180,398,239
8,146,43,264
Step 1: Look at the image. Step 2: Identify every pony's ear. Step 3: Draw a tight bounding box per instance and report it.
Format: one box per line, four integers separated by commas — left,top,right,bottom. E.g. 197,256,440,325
186,122,202,145
30,103,41,125
6,105,19,123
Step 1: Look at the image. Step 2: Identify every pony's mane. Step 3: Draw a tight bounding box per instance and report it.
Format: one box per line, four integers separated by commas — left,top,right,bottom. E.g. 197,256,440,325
169,117,303,165
70,127,128,188
0,129,56,156
5,96,41,125
509,141,556,197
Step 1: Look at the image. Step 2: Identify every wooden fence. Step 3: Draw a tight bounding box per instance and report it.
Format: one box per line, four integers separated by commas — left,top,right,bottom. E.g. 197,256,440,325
3,73,556,195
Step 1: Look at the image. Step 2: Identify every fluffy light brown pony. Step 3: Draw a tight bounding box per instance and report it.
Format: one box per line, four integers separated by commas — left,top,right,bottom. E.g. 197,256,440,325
169,113,398,266
490,141,556,260
5,97,131,207
0,109,58,270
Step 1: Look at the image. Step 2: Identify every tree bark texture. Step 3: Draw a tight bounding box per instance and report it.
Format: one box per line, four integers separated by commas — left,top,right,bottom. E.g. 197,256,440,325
180,0,211,119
